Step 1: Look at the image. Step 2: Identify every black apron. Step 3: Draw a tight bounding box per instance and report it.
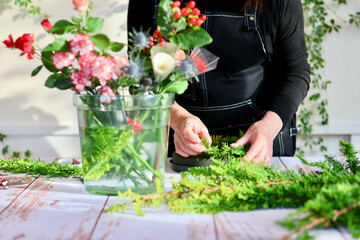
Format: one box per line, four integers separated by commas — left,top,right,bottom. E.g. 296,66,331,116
164,4,297,157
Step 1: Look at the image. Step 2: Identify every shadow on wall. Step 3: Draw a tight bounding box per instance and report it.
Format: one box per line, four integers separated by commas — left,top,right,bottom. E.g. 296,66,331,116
0,96,66,158
101,1,128,37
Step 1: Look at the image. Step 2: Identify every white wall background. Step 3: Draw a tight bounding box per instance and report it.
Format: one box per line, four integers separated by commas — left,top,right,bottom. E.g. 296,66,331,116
0,0,359,159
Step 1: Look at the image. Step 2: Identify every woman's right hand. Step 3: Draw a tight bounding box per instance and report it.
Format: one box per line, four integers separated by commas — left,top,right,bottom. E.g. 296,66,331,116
171,102,211,157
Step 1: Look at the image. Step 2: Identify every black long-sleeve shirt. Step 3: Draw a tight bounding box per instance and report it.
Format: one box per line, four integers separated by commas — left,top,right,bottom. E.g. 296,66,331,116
127,0,311,126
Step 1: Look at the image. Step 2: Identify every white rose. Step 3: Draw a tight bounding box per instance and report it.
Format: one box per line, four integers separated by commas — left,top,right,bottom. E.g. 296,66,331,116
151,52,176,78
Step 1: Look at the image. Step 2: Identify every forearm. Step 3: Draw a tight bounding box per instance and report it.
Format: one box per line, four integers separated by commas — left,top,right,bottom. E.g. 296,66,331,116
170,101,197,131
260,111,283,140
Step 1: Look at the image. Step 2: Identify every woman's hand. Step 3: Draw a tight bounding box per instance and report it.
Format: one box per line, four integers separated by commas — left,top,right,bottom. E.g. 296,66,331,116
231,111,283,165
171,102,211,157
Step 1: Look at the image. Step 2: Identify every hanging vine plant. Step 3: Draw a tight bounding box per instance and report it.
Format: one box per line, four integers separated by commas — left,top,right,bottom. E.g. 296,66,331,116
298,0,360,154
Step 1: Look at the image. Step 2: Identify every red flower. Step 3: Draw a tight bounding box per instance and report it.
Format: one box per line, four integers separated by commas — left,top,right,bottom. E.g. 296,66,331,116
41,19,53,32
14,34,35,59
133,120,143,133
3,34,14,48
191,54,207,73
128,118,143,133
128,117,134,126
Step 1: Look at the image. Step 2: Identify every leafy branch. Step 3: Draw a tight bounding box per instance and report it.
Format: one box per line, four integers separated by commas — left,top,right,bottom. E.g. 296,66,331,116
107,139,360,239
13,0,43,17
0,157,82,178
298,0,360,154
0,132,31,158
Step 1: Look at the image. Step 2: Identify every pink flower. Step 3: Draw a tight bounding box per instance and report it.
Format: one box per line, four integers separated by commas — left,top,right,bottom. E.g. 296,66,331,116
70,71,92,92
78,52,97,78
41,19,53,32
113,55,129,77
72,0,90,12
70,34,94,56
90,56,115,84
174,49,186,61
99,85,116,104
3,34,14,48
51,52,75,70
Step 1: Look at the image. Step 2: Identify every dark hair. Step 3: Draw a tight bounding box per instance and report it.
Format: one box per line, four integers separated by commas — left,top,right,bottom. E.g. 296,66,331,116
243,0,264,13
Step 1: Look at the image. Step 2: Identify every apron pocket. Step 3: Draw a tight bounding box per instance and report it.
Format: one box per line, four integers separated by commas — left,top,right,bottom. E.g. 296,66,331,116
184,99,264,131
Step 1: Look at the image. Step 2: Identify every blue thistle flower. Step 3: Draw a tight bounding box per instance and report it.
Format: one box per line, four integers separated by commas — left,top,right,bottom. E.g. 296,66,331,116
180,58,196,77
126,61,143,79
133,32,149,48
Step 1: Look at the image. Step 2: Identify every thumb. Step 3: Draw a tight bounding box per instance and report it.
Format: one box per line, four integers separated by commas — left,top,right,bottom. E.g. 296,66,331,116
231,134,250,148
198,127,212,146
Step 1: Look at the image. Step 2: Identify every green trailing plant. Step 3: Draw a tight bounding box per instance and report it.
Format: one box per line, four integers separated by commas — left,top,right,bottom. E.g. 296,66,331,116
0,157,83,179
13,0,43,17
298,0,360,154
106,140,360,240
0,132,32,158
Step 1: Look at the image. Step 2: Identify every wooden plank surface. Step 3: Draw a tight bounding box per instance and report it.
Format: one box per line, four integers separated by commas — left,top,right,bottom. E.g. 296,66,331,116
92,198,218,240
0,172,36,212
0,177,108,240
0,156,355,240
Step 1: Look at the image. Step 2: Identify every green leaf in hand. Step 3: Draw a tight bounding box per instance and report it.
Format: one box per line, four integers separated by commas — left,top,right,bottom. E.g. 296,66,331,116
170,27,213,50
163,80,188,94
157,0,173,37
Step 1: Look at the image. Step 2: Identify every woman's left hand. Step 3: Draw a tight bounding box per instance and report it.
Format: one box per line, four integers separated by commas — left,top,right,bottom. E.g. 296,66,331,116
230,111,283,166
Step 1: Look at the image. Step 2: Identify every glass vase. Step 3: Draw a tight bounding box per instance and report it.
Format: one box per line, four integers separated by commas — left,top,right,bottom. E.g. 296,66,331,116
73,93,174,195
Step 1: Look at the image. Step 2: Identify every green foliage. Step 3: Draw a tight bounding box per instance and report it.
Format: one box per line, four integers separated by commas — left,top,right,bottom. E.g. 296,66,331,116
0,132,31,158
0,158,82,178
81,122,162,185
108,140,360,239
13,0,42,17
169,27,213,50
157,0,173,37
298,0,360,154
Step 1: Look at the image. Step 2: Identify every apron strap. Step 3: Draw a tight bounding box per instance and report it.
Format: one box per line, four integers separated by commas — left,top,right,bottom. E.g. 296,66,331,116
244,1,258,31
244,2,270,60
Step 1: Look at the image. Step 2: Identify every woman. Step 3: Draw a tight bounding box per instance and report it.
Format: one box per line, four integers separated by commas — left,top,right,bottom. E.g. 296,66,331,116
127,0,310,164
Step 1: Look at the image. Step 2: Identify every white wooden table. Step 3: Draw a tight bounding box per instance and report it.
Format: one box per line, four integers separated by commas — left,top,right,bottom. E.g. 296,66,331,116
0,157,355,240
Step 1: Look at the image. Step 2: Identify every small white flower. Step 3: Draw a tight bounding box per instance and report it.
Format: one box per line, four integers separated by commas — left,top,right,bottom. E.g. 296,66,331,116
151,52,176,78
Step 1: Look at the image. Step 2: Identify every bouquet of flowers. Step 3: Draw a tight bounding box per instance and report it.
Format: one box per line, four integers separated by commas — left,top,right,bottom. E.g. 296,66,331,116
3,0,218,194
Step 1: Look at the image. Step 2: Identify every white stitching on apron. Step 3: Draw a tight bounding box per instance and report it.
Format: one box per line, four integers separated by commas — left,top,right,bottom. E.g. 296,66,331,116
278,131,284,156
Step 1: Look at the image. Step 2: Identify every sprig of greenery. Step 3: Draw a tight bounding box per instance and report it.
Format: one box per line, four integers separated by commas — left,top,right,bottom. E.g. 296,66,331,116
13,0,43,17
298,0,360,155
0,132,32,158
0,157,83,179
107,140,360,239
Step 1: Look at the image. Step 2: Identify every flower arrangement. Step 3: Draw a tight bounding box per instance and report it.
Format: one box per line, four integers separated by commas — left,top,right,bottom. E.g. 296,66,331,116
3,0,218,195
3,0,216,100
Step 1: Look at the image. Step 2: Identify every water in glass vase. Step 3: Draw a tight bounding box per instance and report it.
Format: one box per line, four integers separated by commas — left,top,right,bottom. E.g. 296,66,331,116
80,124,169,195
